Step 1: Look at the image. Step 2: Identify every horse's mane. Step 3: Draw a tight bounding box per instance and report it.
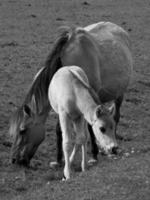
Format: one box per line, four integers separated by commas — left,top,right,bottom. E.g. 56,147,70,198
9,26,86,136
9,106,24,137
23,28,72,114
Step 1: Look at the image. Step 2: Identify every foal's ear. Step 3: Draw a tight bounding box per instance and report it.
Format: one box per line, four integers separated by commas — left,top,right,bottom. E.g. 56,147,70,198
108,103,116,117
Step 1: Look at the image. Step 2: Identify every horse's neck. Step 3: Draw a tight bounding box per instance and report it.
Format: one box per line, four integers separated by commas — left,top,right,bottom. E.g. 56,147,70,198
76,87,97,125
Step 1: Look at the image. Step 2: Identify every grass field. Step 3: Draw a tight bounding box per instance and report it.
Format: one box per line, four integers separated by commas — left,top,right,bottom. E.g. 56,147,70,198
0,0,150,199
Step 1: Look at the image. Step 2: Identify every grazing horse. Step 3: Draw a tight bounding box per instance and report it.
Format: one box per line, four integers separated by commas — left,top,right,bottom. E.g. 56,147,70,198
10,21,133,166
49,65,117,179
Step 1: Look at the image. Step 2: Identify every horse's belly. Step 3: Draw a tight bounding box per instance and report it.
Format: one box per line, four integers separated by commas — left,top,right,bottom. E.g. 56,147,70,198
97,41,132,101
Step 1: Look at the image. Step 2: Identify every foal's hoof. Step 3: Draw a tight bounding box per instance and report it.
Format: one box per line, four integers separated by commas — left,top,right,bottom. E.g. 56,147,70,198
49,161,62,169
88,158,98,166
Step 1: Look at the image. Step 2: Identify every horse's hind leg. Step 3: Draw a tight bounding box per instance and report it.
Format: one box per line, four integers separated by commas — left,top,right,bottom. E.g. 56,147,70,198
114,95,124,140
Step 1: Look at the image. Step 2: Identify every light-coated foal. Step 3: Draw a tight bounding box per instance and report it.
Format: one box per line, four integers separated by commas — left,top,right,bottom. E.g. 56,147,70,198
49,66,117,180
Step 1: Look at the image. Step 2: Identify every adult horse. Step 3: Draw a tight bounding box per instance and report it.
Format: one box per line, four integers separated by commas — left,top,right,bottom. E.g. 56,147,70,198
10,21,133,166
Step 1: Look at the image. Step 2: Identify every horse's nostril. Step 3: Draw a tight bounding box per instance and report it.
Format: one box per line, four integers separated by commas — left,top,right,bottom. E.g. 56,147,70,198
19,158,29,166
112,146,118,155
12,158,16,164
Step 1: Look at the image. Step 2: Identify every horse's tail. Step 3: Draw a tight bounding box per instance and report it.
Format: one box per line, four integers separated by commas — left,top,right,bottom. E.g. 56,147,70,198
45,27,73,82
24,28,73,111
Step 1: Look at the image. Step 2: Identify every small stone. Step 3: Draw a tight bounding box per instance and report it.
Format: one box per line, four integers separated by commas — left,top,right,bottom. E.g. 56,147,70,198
113,156,118,160
124,152,130,157
15,176,20,180
82,1,90,6
128,28,132,32
49,161,61,169
88,158,98,165
145,180,149,184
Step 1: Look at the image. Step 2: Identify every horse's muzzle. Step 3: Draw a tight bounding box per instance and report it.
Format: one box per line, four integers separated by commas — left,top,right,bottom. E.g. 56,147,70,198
11,157,29,166
12,157,16,164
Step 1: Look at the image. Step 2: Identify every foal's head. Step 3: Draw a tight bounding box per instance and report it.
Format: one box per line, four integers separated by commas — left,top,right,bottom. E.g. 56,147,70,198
92,104,118,154
10,105,45,166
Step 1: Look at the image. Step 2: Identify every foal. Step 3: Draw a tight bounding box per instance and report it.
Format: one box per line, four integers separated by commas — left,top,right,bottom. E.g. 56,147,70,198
48,66,117,180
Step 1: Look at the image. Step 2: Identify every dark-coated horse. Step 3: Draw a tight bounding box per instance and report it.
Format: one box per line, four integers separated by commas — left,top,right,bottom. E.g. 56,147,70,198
10,21,133,166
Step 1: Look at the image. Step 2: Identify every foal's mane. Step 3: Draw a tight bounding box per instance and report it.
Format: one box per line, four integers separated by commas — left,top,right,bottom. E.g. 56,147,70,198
69,69,100,104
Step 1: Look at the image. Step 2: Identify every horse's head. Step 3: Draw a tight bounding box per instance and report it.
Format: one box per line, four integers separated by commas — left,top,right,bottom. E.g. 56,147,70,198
92,103,118,154
10,104,45,166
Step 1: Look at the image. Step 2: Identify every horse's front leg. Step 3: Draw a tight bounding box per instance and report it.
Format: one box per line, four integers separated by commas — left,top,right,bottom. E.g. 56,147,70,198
114,95,124,140
49,120,63,168
88,123,99,164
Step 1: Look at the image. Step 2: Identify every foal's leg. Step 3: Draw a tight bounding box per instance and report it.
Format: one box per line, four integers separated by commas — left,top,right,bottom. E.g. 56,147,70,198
71,118,87,172
59,111,72,180
56,120,63,164
55,120,98,167
69,144,80,164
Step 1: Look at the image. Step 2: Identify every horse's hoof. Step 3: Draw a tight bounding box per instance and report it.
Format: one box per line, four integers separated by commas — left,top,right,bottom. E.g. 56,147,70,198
49,161,61,169
62,174,69,181
62,177,67,181
88,158,98,165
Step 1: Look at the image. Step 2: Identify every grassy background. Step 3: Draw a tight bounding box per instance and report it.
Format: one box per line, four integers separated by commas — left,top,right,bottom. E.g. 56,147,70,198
0,0,150,199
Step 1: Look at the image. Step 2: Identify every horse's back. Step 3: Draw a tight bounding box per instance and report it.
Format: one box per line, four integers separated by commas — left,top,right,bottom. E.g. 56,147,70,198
86,22,133,100
61,22,133,102
84,21,130,48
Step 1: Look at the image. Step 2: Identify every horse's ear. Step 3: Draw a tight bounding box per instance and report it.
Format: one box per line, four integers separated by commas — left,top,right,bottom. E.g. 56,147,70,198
95,105,103,118
108,103,116,117
23,104,32,117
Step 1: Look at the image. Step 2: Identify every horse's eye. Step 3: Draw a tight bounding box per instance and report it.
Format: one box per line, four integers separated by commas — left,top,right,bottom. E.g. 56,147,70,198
100,127,106,134
20,129,26,135
110,125,113,130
